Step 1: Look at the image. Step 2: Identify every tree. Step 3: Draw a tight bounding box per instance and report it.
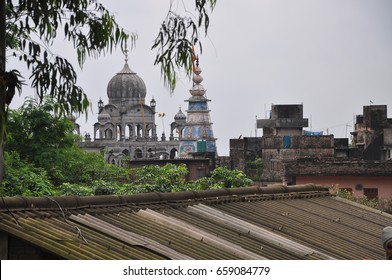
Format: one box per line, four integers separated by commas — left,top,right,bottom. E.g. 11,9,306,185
6,98,79,163
0,0,216,182
152,0,217,91
5,98,129,187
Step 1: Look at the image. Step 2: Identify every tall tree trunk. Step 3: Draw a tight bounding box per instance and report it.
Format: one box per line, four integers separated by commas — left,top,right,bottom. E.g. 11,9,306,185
0,0,6,183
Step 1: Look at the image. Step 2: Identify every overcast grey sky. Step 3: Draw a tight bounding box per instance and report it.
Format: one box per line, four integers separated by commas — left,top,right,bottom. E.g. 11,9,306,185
9,0,392,156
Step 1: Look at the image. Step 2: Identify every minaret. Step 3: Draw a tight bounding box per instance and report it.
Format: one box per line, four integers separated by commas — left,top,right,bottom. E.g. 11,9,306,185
179,58,217,158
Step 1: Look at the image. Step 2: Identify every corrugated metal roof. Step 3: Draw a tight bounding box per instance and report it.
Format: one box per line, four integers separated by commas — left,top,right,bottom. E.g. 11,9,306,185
1,184,391,260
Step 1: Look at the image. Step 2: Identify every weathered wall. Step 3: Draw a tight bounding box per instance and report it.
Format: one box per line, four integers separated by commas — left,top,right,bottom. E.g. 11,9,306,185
230,138,262,172
295,175,392,199
384,128,392,146
262,135,334,149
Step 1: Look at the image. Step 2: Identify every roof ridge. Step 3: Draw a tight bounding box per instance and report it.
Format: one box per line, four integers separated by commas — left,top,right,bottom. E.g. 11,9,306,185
0,184,329,212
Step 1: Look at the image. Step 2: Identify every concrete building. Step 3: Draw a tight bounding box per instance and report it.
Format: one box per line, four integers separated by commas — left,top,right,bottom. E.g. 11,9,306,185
282,105,392,198
250,104,334,181
230,104,392,199
351,105,392,160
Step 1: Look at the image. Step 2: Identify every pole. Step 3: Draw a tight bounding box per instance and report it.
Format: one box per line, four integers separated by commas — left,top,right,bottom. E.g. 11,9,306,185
0,0,6,182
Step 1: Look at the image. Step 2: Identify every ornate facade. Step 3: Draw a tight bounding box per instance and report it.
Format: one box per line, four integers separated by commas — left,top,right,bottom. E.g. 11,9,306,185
179,61,217,158
79,57,217,164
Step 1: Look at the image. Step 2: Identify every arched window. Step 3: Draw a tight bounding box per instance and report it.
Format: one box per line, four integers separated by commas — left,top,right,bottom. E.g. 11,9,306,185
105,128,113,139
117,125,122,140
135,148,143,158
136,124,142,138
170,148,178,159
125,125,130,139
94,128,101,139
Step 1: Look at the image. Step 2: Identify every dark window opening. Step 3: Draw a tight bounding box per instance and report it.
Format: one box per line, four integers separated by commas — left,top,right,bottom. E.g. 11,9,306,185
363,188,378,199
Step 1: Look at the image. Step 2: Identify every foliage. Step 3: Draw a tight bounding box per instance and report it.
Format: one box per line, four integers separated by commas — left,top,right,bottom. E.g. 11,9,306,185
0,151,55,196
5,0,217,114
189,176,222,190
333,185,392,214
6,98,79,159
246,158,264,181
56,182,93,196
5,0,130,117
1,1,217,182
152,0,216,92
5,98,129,187
3,99,251,196
128,163,189,193
2,149,254,195
57,180,122,196
123,165,252,194
209,166,253,188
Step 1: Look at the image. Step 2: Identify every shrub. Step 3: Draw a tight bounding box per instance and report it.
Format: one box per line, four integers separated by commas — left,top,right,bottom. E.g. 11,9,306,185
1,152,55,196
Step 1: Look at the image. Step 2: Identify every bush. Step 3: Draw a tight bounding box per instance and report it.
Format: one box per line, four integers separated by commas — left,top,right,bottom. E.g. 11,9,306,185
57,183,94,196
210,167,253,188
332,184,392,214
1,152,55,196
129,163,188,193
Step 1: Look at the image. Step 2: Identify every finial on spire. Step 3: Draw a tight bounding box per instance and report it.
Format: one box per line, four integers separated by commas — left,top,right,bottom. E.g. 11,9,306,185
196,55,199,67
124,41,129,63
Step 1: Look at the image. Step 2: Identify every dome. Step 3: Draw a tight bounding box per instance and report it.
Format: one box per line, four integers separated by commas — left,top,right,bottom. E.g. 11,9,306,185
174,107,186,121
107,63,146,100
98,108,111,123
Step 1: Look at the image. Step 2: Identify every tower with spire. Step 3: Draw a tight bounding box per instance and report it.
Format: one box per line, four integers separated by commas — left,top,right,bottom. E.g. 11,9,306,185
79,50,181,163
179,58,217,158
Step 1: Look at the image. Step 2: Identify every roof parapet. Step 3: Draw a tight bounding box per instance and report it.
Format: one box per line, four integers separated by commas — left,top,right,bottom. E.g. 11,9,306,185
0,184,329,211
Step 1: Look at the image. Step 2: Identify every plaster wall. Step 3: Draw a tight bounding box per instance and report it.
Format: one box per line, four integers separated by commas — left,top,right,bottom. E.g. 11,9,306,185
296,175,392,199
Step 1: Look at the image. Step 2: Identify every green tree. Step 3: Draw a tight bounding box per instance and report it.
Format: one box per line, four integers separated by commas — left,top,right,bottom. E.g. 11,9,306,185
246,158,264,181
6,98,79,167
1,151,55,196
209,167,253,188
0,0,216,182
127,163,188,193
5,98,129,187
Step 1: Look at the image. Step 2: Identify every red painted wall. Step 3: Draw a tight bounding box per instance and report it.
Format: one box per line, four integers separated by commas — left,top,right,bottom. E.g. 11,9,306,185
296,176,392,199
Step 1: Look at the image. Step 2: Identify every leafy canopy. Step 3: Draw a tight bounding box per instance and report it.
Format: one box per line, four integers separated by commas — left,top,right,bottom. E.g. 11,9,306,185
152,0,216,92
6,98,80,164
5,98,129,187
6,0,130,117
5,0,217,116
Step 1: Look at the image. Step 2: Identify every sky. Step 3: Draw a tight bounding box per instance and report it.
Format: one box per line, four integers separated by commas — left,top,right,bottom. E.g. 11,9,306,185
8,0,392,156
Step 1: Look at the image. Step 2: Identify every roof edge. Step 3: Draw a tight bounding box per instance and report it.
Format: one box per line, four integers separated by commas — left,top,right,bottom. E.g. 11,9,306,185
0,184,329,211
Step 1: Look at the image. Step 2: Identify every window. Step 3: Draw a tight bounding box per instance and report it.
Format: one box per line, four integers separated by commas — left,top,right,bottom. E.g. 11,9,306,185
363,188,378,199
196,168,206,179
135,149,143,158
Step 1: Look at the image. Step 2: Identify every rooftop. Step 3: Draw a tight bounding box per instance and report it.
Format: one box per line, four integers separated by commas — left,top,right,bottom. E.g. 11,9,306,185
1,184,391,260
283,158,392,176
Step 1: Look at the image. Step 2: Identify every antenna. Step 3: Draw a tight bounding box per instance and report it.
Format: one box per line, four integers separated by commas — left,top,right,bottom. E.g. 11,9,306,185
264,104,267,118
255,115,258,137
345,123,352,138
